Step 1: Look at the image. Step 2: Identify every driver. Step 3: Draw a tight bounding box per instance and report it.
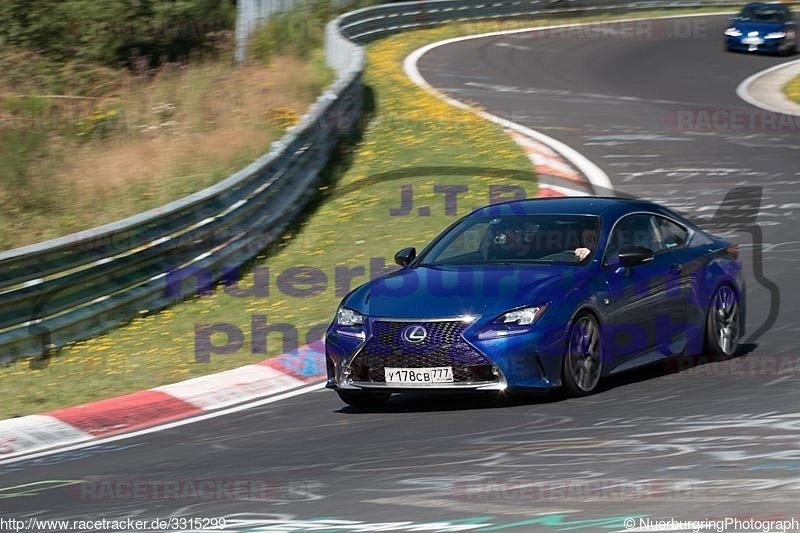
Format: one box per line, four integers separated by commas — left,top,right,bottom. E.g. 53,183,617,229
574,228,597,261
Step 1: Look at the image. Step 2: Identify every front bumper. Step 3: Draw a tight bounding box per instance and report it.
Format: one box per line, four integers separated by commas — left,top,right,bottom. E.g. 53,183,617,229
726,35,787,53
326,316,564,392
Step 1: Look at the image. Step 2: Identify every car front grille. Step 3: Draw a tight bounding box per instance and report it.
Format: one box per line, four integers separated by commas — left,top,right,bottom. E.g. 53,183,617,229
351,320,497,384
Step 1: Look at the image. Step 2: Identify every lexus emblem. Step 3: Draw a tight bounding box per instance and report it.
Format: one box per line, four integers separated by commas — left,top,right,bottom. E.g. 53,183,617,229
401,324,428,344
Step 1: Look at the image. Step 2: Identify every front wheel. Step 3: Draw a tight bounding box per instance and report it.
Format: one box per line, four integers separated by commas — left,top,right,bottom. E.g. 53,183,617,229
705,284,741,358
562,313,603,396
336,390,391,409
781,32,797,56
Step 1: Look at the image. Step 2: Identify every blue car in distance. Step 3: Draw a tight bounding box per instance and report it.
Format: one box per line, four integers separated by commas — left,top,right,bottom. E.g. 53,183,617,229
325,197,744,408
725,2,797,54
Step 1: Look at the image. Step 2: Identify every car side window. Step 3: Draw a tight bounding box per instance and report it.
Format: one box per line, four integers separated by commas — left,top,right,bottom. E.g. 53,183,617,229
653,216,689,252
436,222,490,262
605,214,660,265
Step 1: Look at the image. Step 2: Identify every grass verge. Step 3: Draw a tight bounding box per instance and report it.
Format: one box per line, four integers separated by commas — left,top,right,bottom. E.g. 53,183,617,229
783,74,800,104
0,7,736,419
0,51,332,250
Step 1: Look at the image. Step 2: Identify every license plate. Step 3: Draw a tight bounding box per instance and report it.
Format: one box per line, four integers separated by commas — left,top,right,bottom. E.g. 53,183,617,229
385,367,453,384
742,37,763,45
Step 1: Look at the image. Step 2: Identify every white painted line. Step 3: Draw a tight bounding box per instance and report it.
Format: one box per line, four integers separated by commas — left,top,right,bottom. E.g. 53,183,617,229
736,57,800,116
404,23,622,195
531,153,580,176
0,382,325,465
494,42,531,51
763,375,793,386
507,131,560,157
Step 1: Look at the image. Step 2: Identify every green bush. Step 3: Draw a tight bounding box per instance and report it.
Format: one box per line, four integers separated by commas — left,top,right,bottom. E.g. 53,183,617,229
250,1,328,62
0,0,236,68
0,129,47,188
248,0,380,62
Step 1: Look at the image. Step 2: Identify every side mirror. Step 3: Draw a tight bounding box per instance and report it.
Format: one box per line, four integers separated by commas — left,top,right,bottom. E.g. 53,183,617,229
618,246,654,268
394,247,416,267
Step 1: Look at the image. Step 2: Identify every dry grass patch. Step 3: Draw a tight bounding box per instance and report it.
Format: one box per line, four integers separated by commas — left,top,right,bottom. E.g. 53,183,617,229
0,53,331,248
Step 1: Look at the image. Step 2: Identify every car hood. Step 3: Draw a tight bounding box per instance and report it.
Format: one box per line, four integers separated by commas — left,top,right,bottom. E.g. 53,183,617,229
731,20,788,34
345,265,583,319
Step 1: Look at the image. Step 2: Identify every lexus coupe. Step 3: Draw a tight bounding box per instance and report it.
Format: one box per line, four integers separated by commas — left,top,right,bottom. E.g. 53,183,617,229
325,197,744,407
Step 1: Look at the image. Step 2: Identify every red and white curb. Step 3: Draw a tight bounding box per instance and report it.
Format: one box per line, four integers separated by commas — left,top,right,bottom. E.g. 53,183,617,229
0,346,326,460
505,130,593,198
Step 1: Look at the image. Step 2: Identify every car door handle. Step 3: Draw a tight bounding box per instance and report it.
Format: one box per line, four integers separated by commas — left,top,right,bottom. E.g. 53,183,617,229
669,264,682,275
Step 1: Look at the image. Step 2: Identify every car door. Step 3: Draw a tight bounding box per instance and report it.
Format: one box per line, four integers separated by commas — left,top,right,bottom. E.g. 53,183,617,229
651,214,707,340
602,214,687,369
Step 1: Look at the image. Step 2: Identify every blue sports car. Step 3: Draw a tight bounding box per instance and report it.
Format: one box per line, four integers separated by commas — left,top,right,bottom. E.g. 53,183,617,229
725,2,797,55
325,197,744,407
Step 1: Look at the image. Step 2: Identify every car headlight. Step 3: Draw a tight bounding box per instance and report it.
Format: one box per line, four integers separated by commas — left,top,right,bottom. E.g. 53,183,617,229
499,305,548,326
724,27,742,36
336,306,364,326
765,31,786,39
478,304,549,340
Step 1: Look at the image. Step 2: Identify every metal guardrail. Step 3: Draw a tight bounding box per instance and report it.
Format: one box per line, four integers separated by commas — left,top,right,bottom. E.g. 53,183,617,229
0,69,363,364
1,0,739,364
331,0,740,46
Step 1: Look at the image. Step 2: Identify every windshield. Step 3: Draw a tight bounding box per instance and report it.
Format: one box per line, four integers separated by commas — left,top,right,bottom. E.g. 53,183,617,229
418,214,601,266
738,5,788,22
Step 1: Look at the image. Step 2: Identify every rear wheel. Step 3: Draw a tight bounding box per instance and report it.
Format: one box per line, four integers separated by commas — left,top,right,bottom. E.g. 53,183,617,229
562,313,603,396
705,284,741,358
336,390,391,408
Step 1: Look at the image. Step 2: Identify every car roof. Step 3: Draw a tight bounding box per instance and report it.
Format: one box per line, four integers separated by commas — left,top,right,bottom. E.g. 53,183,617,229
470,196,667,218
740,2,789,12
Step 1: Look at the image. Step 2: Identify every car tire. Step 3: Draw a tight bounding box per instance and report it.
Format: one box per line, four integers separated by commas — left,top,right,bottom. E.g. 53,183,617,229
336,390,391,408
780,32,797,56
704,284,741,359
561,312,603,397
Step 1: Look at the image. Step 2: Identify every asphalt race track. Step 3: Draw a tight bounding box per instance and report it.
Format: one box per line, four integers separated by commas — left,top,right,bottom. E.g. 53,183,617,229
2,14,800,533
